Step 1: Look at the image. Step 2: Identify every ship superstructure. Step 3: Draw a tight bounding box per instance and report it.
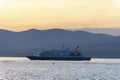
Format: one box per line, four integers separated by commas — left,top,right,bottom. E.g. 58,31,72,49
27,44,91,61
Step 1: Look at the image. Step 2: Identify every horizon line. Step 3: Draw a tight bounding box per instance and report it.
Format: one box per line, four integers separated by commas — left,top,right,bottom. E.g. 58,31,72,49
0,27,120,32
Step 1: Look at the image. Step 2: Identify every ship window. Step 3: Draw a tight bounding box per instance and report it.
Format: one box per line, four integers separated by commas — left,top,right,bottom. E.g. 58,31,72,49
44,51,49,55
60,53,63,55
75,53,78,54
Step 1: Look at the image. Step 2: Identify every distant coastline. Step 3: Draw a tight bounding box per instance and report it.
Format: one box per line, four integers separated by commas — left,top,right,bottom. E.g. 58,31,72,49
0,28,119,58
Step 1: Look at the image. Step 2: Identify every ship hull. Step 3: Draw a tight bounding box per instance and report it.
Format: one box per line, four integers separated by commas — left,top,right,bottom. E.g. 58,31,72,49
27,56,91,61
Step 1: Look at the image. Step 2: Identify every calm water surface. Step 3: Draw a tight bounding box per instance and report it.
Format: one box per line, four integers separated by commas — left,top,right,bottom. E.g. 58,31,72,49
0,57,119,80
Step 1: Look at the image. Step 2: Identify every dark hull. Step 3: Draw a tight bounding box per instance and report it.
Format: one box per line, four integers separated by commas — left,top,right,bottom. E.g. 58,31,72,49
27,56,91,61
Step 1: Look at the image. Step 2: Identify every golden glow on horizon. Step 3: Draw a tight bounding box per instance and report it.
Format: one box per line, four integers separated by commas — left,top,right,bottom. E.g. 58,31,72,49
117,0,120,7
0,0,6,8
0,0,120,31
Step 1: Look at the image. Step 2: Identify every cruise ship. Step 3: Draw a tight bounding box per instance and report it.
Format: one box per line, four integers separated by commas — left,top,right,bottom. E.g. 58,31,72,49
27,44,91,61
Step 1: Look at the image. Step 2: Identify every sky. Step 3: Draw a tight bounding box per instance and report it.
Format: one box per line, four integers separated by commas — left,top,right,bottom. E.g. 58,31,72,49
0,0,120,31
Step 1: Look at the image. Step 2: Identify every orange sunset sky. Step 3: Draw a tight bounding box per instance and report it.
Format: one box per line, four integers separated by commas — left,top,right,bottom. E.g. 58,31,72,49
0,0,120,31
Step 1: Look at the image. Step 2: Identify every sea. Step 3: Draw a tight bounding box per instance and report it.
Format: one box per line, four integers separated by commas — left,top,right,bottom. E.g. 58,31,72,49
0,57,120,80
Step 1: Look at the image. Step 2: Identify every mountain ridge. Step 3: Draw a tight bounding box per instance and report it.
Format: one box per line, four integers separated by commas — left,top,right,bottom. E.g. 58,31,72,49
0,28,119,58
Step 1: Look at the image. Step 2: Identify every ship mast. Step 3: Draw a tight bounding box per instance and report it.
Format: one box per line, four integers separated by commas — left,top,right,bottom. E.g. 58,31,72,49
61,43,65,51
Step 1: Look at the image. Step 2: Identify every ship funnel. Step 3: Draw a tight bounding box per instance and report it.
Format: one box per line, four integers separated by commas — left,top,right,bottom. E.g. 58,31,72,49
75,46,80,52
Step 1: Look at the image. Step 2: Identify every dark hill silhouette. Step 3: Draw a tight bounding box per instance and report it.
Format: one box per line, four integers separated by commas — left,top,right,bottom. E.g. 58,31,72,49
0,28,120,58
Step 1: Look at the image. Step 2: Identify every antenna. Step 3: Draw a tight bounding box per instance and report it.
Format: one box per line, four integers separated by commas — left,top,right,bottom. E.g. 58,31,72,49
62,43,65,50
